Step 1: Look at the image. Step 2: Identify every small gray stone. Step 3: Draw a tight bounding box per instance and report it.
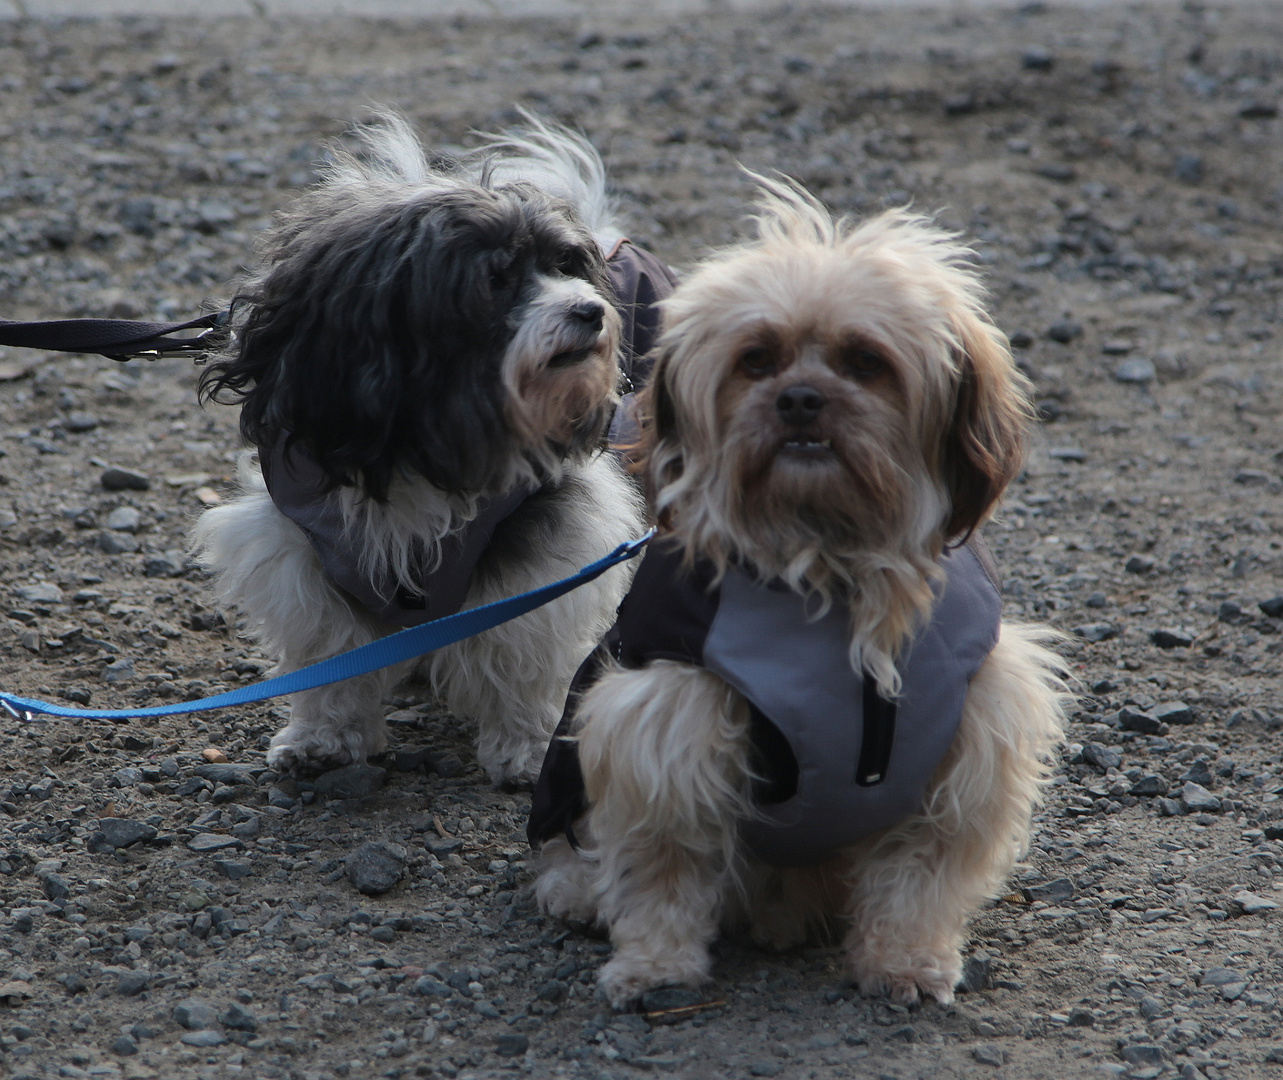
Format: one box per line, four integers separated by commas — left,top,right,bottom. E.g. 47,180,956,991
972,1044,1006,1066
1130,775,1170,797
749,1062,784,1078
1120,1044,1165,1067
1154,701,1195,725
173,998,219,1030
100,465,150,491
220,1001,258,1032
116,970,150,996
1180,782,1222,813
195,199,237,231
40,872,70,901
1138,995,1167,1019
345,840,406,895
1047,319,1083,343
1173,153,1204,184
1151,628,1194,649
430,751,466,778
1022,47,1054,70
412,976,452,997
214,860,252,880
105,506,141,532
101,651,135,677
535,979,567,1003
1119,707,1162,734
1200,967,1247,992
98,818,158,848
1021,878,1074,904
313,762,387,800
1079,743,1123,770
1125,554,1155,574
181,1029,227,1047
958,955,991,993
99,530,140,554
1072,622,1117,643
1259,595,1283,618
111,1034,139,1056
496,1033,528,1056
1047,446,1086,462
187,833,244,854
14,582,63,604
143,551,186,578
194,763,258,786
1115,358,1156,384
64,412,99,432
1231,891,1278,915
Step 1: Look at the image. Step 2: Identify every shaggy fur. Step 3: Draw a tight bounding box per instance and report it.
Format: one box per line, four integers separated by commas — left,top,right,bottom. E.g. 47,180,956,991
534,178,1068,1007
191,114,645,784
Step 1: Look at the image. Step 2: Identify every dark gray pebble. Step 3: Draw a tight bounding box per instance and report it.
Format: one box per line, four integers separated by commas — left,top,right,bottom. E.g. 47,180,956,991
116,971,150,996
496,1032,529,1056
1021,877,1074,904
100,465,151,491
312,763,387,800
221,1001,258,1032
345,840,406,895
173,998,218,1030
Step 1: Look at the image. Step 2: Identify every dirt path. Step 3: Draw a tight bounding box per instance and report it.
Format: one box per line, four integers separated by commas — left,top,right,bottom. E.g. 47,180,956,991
1,3,1282,1079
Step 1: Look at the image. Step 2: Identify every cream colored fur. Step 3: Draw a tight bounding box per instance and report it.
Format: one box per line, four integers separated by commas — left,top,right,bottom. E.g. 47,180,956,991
534,178,1068,1007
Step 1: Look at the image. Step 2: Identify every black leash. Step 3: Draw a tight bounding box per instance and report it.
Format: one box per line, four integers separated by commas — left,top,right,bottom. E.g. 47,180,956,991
0,309,230,362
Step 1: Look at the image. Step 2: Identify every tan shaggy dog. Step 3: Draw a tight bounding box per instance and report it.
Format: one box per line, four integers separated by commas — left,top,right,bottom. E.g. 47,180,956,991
532,178,1069,1009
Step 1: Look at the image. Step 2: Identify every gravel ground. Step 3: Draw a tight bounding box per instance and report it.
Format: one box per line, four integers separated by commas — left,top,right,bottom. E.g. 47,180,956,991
2,3,1283,1079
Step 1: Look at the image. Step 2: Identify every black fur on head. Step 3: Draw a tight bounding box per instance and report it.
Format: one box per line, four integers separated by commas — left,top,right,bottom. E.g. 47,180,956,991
199,180,612,502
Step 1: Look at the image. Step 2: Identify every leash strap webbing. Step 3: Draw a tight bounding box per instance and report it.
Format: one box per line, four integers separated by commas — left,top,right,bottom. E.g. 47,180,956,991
0,312,226,360
0,532,652,723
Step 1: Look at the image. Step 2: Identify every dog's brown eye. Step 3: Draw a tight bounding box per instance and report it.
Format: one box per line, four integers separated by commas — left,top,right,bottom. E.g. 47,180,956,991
738,348,778,378
843,348,886,380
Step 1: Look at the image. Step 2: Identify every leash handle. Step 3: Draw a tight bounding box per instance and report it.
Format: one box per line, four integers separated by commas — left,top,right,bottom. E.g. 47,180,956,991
0,530,653,723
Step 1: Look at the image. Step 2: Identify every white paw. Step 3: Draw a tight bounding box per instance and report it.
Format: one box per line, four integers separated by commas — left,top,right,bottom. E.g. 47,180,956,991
478,741,545,788
597,955,709,1011
854,958,959,1006
266,726,365,774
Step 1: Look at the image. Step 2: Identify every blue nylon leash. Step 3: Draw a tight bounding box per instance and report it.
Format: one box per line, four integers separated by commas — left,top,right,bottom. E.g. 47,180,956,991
0,530,653,724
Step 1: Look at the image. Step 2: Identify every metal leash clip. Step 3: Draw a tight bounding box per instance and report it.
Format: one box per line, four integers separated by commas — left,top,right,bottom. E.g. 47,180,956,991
0,698,38,724
105,309,232,364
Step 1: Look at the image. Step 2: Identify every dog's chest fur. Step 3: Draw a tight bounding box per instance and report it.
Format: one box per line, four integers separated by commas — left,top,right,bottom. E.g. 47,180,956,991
532,538,1003,866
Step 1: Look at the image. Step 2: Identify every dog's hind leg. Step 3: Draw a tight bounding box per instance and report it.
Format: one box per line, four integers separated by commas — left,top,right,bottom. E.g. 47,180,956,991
842,625,1066,1005
571,663,754,1009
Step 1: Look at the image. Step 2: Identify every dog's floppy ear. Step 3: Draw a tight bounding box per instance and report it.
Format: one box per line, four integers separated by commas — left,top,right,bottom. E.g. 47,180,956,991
633,344,684,519
942,314,1031,539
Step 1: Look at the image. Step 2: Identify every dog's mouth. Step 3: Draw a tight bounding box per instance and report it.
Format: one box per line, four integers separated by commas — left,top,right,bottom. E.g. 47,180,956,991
547,323,608,369
548,345,597,369
778,434,837,460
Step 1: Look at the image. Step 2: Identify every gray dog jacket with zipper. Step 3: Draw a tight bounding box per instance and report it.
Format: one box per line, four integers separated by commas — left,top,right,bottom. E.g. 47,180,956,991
258,240,677,627
528,537,1003,867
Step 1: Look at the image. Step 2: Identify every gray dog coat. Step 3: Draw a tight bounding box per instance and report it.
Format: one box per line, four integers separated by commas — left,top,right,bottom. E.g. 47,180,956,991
528,537,1003,867
259,240,677,627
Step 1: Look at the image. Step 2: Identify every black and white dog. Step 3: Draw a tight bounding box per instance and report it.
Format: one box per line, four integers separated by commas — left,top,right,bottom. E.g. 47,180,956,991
192,114,669,785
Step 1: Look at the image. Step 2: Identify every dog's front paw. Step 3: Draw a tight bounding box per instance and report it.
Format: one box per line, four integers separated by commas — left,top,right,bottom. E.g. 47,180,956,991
598,955,710,1011
852,953,960,1007
266,726,366,775
478,741,544,789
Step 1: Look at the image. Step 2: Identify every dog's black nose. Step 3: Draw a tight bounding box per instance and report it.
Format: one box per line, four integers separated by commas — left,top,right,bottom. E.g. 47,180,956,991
776,384,826,425
569,301,605,333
